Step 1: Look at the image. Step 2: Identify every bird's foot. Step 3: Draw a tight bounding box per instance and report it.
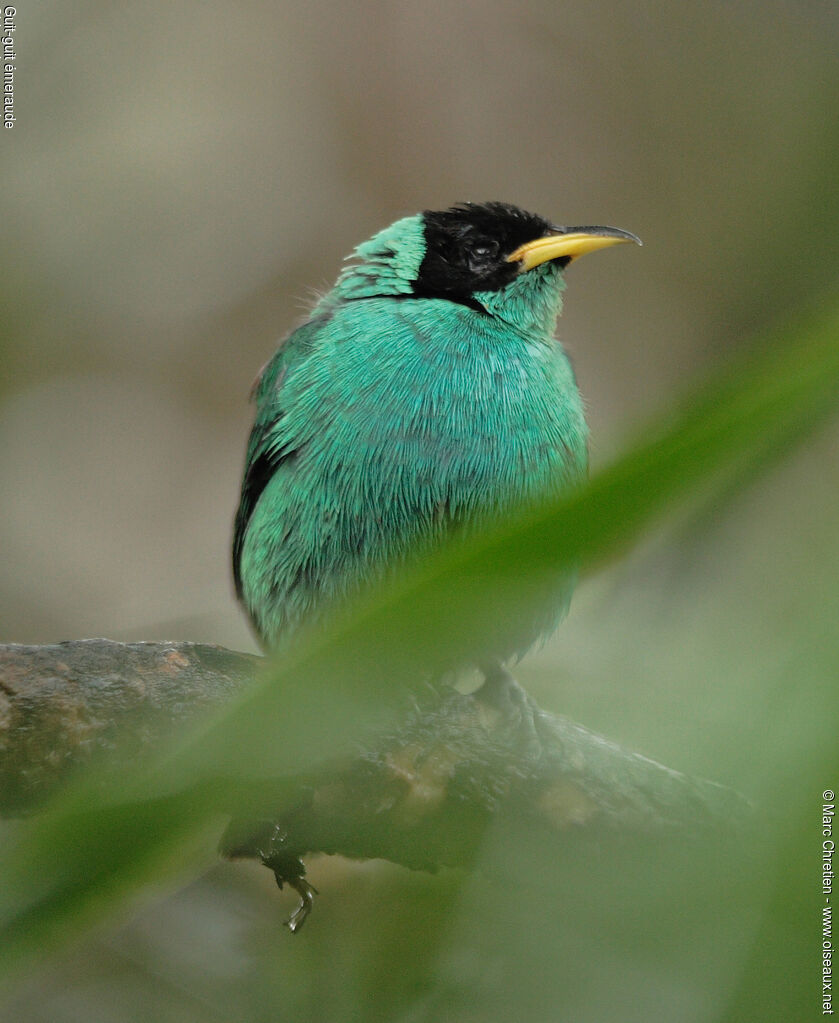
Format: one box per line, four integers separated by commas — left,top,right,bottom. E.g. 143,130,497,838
475,663,544,762
220,818,316,932
256,825,318,932
281,875,319,933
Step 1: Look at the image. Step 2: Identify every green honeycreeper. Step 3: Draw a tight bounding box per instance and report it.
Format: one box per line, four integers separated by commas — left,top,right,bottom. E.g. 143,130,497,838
233,202,639,666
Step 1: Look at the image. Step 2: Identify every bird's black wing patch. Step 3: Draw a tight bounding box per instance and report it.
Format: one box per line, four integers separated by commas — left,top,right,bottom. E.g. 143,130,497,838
232,423,301,599
232,318,327,601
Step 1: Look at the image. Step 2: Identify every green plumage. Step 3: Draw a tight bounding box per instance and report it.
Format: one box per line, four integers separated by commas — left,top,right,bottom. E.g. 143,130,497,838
234,203,634,661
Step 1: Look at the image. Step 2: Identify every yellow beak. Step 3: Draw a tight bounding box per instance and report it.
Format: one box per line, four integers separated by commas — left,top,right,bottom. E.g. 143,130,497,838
507,226,641,271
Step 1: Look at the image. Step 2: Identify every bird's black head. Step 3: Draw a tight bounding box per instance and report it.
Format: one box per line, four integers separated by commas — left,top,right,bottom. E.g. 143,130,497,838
321,201,639,319
415,202,558,306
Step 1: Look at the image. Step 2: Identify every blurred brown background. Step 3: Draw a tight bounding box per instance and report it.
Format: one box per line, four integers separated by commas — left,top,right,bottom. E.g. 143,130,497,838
1,3,838,1020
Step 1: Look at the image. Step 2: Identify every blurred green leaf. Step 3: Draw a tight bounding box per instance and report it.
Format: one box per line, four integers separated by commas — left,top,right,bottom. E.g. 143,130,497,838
1,300,838,986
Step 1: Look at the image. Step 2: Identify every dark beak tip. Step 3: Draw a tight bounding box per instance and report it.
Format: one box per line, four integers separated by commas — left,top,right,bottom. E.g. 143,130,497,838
600,227,643,247
557,225,643,247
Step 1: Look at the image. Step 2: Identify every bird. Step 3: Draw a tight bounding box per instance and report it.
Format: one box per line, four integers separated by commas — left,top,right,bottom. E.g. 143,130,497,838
229,201,639,930
233,201,639,666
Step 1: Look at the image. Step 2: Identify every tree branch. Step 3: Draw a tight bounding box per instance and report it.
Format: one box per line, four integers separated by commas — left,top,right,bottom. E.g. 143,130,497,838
0,639,259,816
0,639,750,925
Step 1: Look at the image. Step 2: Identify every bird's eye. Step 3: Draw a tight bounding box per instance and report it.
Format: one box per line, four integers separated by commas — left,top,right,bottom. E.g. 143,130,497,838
467,240,499,268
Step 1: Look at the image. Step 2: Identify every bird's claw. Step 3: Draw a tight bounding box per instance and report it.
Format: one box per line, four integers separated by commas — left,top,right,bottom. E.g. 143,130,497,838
282,876,319,933
221,819,317,932
258,826,317,932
